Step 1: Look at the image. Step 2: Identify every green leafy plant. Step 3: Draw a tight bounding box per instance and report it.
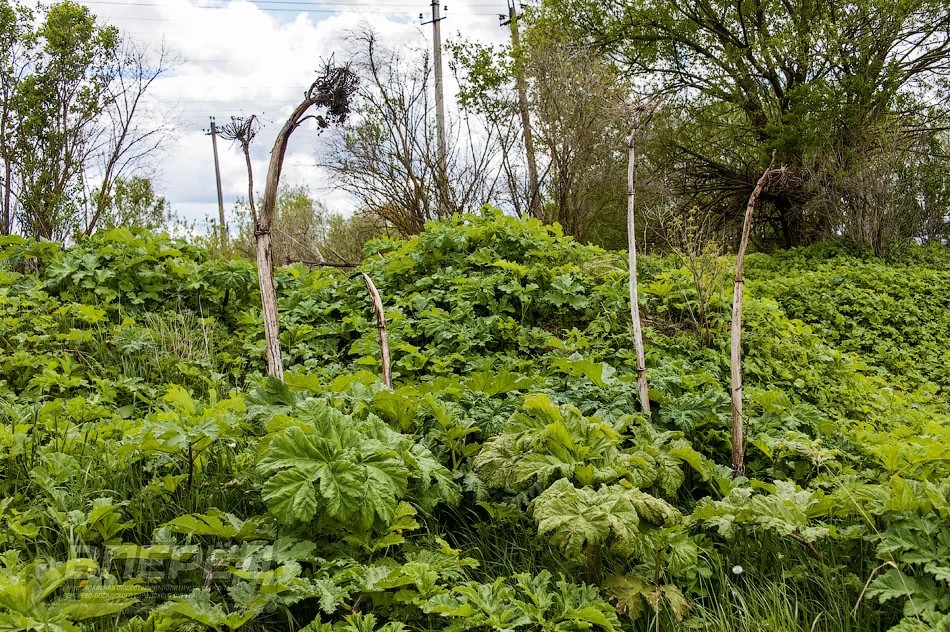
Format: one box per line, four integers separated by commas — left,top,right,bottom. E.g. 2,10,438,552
257,400,459,536
1,214,948,631
0,553,147,631
423,570,619,632
131,386,246,491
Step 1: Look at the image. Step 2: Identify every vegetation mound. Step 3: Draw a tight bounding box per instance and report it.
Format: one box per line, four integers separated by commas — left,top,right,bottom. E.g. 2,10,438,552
0,213,948,631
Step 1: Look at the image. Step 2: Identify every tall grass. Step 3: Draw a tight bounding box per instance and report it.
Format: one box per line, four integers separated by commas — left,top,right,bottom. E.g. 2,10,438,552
681,537,900,632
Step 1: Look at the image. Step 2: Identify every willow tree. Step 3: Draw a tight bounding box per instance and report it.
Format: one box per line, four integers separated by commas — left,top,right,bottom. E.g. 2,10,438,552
240,62,357,379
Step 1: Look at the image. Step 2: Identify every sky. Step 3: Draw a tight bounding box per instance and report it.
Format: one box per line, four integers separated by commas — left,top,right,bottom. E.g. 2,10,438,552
75,0,510,229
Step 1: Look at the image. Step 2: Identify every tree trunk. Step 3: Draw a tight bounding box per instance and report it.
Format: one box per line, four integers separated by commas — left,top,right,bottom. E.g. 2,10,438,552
627,128,650,415
1,99,10,235
731,153,781,476
774,194,806,248
1,159,10,235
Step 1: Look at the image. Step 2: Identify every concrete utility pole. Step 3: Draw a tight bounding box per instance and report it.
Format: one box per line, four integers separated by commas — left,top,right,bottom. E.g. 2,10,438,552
500,0,541,217
422,0,448,205
204,116,227,247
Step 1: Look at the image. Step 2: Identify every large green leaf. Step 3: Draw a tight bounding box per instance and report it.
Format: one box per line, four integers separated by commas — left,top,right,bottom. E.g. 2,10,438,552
532,480,634,558
257,401,459,536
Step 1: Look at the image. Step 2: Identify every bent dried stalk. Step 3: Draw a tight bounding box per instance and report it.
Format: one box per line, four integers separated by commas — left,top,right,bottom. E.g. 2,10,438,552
357,272,392,389
254,62,357,379
731,152,784,475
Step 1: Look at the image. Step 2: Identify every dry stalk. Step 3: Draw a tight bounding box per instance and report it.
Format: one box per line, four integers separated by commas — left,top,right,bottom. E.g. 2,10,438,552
355,272,392,389
731,152,787,475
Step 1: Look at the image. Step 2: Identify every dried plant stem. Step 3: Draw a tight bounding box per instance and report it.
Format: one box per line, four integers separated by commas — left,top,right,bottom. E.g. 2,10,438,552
731,152,783,475
627,126,651,415
357,272,392,389
253,62,357,379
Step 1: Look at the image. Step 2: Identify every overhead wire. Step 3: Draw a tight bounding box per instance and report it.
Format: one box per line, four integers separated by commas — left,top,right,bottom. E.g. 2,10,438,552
83,0,500,16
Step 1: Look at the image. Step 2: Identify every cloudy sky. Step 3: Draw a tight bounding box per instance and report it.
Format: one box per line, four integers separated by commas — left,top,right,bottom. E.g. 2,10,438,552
76,0,510,229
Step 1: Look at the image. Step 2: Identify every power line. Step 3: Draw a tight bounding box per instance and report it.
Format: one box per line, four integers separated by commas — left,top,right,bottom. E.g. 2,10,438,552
84,0,501,6
83,1,499,14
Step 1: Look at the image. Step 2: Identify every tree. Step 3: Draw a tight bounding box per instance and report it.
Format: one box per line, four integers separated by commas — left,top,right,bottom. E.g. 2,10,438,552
523,35,628,243
322,212,390,263
320,28,502,236
93,175,168,230
84,39,175,236
11,0,118,240
450,23,630,245
805,127,950,253
0,0,30,236
231,184,331,266
0,0,172,240
449,37,537,219
539,0,950,248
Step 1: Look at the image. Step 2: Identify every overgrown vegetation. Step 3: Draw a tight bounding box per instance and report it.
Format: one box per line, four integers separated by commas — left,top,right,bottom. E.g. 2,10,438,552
0,212,947,630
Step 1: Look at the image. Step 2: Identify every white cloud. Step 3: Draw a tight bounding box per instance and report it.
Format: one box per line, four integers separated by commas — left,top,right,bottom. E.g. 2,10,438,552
72,0,509,229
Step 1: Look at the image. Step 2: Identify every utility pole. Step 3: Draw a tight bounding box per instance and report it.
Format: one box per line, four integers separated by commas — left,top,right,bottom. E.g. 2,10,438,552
421,1,448,212
204,116,228,247
500,0,540,217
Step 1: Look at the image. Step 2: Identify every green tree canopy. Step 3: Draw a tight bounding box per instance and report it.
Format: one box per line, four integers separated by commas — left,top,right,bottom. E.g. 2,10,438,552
94,176,169,231
0,0,171,241
535,0,950,248
449,25,631,247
